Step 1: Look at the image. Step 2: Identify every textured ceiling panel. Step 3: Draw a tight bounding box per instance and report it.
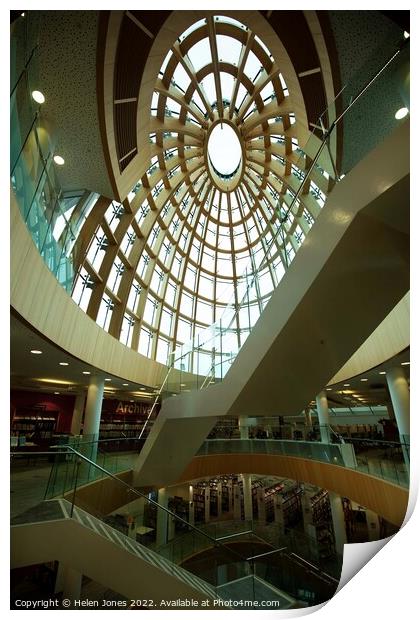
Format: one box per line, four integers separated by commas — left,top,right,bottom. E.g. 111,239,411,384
35,10,114,198
328,10,408,172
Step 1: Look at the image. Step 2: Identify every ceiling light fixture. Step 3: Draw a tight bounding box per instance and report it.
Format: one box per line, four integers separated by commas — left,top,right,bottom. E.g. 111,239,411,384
343,383,350,387
53,154,65,165
326,387,332,391
401,361,410,366
379,371,386,375
37,378,73,385
123,383,129,386
404,31,410,39
59,362,69,366
54,391,60,395
82,371,91,375
360,378,368,382
30,349,43,354
105,378,112,381
395,107,409,120
31,90,45,104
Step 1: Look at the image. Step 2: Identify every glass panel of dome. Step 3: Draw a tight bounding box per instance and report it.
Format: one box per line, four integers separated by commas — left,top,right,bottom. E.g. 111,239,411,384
198,274,213,298
139,328,152,357
201,74,217,106
160,308,173,336
166,97,181,115
127,282,141,313
244,50,262,83
184,266,196,290
196,300,213,325
144,297,158,324
191,91,206,115
188,38,212,72
165,280,177,306
216,35,242,66
172,63,190,93
177,318,191,343
120,314,135,347
220,72,234,102
97,295,113,330
180,292,193,316
236,83,248,110
259,81,274,102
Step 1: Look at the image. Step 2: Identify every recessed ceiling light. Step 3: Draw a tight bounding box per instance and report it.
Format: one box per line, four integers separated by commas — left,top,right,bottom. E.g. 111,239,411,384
53,154,65,165
379,371,386,375
59,362,69,366
401,361,410,366
105,378,112,381
139,387,146,391
30,349,42,354
21,12,25,17
31,90,45,104
123,383,129,386
82,371,91,375
54,392,60,395
360,378,368,382
130,400,134,403
343,383,350,387
404,31,410,39
395,107,409,120
180,383,186,387
326,388,332,391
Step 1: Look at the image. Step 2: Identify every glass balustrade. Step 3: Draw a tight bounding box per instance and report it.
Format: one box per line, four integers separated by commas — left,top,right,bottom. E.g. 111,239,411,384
196,436,409,488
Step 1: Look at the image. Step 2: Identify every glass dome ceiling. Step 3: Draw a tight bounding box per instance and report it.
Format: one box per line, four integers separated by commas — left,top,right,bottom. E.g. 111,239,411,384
72,15,328,365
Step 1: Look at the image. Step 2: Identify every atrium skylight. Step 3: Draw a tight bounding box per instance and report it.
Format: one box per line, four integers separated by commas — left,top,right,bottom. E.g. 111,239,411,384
73,15,330,365
207,123,241,176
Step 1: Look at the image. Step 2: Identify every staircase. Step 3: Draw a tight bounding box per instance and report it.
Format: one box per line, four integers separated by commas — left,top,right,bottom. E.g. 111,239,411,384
11,499,296,609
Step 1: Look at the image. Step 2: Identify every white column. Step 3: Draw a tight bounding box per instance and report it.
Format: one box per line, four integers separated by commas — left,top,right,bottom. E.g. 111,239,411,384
329,492,347,557
239,415,249,439
70,393,85,436
83,376,104,462
386,367,410,436
62,566,82,606
316,390,331,443
156,487,168,547
241,474,253,522
387,366,410,471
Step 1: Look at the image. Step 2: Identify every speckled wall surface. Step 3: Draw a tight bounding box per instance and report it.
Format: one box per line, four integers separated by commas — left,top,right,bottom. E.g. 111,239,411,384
35,11,114,198
328,11,409,173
